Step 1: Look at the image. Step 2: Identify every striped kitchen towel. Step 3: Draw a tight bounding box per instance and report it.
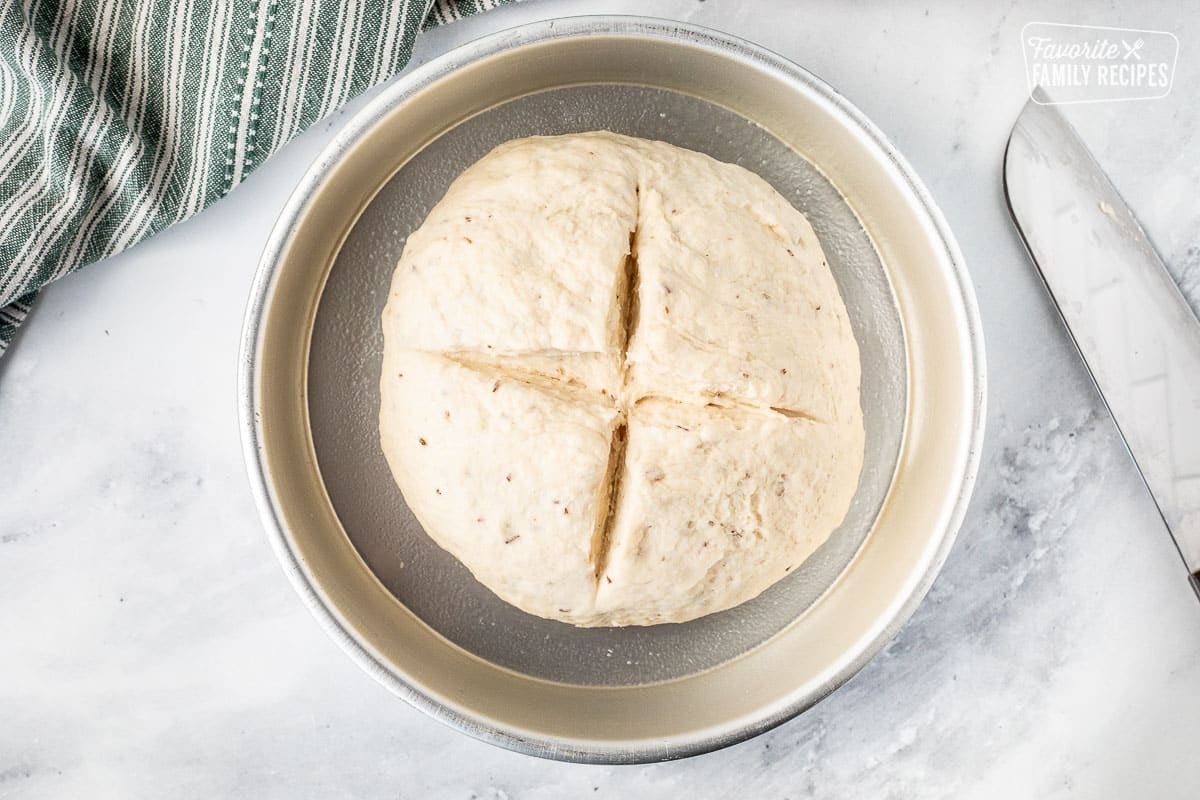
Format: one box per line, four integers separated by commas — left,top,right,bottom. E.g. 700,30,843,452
0,0,505,355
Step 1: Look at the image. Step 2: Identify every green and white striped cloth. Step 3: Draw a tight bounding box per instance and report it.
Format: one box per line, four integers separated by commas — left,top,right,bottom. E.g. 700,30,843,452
0,0,504,354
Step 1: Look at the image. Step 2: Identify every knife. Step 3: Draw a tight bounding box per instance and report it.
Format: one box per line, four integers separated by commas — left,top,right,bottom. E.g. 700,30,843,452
1004,90,1200,602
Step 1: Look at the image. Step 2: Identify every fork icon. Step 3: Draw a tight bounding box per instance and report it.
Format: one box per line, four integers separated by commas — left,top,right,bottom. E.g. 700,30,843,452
1122,38,1145,60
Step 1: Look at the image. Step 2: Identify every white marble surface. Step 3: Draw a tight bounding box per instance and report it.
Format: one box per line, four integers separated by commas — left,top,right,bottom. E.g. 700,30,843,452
3,1,1199,797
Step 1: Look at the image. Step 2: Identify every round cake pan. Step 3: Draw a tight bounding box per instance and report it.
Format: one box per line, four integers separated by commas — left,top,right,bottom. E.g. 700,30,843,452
239,16,986,763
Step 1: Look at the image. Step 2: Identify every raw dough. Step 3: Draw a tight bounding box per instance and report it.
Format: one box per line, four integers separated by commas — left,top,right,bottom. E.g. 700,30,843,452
380,132,863,627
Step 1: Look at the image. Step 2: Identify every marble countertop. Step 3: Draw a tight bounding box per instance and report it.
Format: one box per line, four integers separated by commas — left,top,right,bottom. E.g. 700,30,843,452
3,1,1198,797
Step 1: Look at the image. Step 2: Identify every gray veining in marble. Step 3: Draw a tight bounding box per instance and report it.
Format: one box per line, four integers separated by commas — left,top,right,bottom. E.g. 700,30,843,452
2,1,1198,798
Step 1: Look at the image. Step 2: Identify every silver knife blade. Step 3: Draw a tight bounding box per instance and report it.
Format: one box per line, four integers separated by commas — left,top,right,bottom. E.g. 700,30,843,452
1004,91,1200,600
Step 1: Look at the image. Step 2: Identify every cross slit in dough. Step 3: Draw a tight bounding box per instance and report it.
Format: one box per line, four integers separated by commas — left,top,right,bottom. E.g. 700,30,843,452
380,132,863,627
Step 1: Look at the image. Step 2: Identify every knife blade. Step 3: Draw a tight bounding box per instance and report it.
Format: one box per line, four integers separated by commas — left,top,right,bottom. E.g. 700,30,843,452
1004,91,1200,601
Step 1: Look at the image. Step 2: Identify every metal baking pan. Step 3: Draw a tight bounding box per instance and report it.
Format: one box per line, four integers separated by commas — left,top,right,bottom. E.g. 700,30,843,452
239,16,986,763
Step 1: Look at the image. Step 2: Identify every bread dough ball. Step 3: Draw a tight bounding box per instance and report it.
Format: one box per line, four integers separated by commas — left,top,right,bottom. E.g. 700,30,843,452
380,132,863,627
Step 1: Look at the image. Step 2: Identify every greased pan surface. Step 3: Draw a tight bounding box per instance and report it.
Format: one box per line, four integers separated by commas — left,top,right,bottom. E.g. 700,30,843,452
240,17,985,762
